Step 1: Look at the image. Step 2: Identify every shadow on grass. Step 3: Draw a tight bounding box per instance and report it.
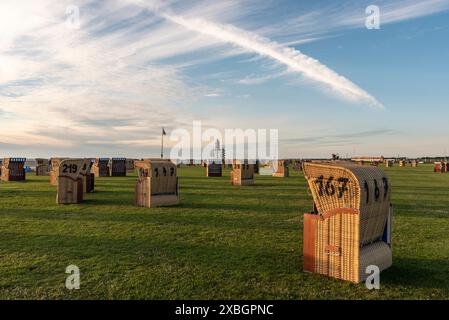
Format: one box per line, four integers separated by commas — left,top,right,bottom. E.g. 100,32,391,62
0,231,300,276
383,257,449,292
0,206,304,231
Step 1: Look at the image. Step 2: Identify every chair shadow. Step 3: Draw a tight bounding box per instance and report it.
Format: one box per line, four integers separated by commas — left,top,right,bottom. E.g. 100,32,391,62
382,257,449,291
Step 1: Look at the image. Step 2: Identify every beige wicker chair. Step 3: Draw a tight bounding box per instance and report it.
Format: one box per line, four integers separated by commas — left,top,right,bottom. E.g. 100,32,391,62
79,159,95,193
49,158,68,186
36,158,50,176
272,160,289,177
56,159,84,204
91,158,110,177
303,161,392,283
134,159,179,208
434,162,446,173
231,160,254,186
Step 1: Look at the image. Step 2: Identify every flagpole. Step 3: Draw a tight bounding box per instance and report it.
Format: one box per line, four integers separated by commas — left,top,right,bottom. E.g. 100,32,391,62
161,129,164,159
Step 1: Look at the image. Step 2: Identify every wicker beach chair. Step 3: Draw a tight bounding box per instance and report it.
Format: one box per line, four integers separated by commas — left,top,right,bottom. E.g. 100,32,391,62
92,158,110,177
1,158,26,182
206,160,222,177
272,160,289,177
303,161,392,283
110,158,127,177
434,162,444,173
56,159,84,204
134,159,179,208
231,160,254,186
36,158,50,176
79,158,95,193
49,158,68,186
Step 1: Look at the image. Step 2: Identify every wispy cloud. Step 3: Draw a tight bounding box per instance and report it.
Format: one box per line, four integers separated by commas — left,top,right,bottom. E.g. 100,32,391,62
263,0,449,44
343,0,449,26
158,12,383,108
0,0,203,153
1,0,448,157
237,71,287,85
204,93,222,97
282,129,398,146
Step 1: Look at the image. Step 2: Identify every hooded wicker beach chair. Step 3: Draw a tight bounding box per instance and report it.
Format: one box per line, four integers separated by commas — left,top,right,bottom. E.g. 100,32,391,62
134,159,179,208
231,160,254,186
92,158,110,177
36,158,50,176
56,159,84,204
1,158,26,182
110,158,127,177
206,160,223,177
272,160,289,177
79,158,95,193
303,161,392,283
434,162,446,173
49,158,68,186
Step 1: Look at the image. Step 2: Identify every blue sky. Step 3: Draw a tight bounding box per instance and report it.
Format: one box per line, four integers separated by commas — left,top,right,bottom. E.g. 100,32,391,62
1,0,449,158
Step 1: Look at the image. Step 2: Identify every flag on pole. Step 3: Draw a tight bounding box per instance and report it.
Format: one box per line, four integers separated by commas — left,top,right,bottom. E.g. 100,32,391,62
161,128,166,159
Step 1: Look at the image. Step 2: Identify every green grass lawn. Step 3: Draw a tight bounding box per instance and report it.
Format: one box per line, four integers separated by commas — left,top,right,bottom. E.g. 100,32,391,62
0,164,448,300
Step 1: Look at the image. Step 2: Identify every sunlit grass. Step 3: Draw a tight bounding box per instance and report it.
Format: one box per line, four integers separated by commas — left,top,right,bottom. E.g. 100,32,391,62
0,164,448,299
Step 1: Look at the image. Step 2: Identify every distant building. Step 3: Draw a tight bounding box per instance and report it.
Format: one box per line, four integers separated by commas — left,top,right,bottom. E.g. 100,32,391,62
351,156,384,165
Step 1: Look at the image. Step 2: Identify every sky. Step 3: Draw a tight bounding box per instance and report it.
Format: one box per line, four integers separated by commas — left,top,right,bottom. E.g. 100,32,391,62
1,0,449,159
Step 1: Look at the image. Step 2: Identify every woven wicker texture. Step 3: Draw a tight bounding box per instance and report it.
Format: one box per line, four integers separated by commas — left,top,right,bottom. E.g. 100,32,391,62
303,161,391,245
49,158,68,186
1,158,26,182
35,158,50,176
134,159,179,208
358,241,392,282
272,160,289,177
316,211,359,282
231,160,254,185
50,157,67,170
303,161,392,282
79,159,94,193
57,159,84,204
92,158,110,177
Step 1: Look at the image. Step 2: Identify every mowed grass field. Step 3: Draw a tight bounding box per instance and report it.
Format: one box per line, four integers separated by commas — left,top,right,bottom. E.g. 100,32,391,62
0,164,448,300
